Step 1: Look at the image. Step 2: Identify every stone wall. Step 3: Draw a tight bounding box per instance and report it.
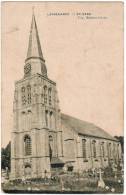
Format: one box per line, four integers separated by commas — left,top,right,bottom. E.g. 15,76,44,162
61,126,122,172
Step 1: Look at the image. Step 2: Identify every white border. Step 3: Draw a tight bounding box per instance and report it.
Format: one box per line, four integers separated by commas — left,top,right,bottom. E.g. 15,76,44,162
0,1,125,195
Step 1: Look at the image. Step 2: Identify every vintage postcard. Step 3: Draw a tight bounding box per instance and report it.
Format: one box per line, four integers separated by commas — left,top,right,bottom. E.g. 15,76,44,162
1,1,124,193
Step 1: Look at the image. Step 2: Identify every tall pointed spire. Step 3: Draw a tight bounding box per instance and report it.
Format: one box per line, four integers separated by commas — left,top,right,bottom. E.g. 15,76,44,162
26,11,44,62
24,11,47,77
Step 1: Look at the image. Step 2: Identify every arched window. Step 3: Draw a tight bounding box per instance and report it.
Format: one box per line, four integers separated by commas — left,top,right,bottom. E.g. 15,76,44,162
45,110,48,127
50,111,53,129
108,143,112,158
21,111,26,130
24,135,32,156
82,139,86,159
117,143,119,160
21,87,26,105
92,140,96,158
49,135,53,160
49,135,53,144
48,88,52,105
44,86,47,104
101,142,105,157
113,142,116,158
27,85,31,104
27,110,32,130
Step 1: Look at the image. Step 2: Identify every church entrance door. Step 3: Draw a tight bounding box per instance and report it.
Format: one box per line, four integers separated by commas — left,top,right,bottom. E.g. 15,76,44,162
24,164,31,178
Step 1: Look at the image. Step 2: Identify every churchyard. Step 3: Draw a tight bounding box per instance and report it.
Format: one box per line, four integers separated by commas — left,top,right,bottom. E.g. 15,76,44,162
2,163,124,193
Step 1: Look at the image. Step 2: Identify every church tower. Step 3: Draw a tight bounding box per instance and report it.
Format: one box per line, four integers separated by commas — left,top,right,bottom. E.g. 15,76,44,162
11,12,62,179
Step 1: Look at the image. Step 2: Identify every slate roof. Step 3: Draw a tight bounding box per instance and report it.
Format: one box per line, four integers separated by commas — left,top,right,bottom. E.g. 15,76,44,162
26,13,44,61
61,113,117,141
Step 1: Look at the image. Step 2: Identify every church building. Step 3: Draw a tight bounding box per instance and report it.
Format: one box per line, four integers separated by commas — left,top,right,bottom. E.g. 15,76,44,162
11,13,122,180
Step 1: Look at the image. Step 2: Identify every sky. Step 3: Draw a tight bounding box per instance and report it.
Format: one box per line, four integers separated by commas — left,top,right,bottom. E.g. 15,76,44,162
1,2,124,147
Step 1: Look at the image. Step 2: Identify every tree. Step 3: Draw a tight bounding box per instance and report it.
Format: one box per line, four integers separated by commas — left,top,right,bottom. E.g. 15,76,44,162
1,142,11,170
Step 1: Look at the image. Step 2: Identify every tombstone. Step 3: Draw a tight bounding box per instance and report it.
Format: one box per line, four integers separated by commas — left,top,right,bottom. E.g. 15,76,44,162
44,170,47,178
111,187,115,192
105,186,109,190
5,167,9,179
120,161,124,178
97,168,105,188
60,177,65,191
22,175,26,185
112,163,117,178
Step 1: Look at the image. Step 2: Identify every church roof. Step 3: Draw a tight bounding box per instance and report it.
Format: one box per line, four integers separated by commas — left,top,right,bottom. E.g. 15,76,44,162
26,13,44,61
61,113,117,141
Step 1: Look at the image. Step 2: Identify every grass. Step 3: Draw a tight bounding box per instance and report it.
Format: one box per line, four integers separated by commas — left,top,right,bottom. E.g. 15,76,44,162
2,165,124,193
2,176,123,193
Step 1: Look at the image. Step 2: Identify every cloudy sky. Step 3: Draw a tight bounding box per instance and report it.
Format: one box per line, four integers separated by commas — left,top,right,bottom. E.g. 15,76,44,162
2,2,123,147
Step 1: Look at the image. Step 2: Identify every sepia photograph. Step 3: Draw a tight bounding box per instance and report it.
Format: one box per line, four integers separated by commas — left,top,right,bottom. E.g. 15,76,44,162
1,1,124,193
